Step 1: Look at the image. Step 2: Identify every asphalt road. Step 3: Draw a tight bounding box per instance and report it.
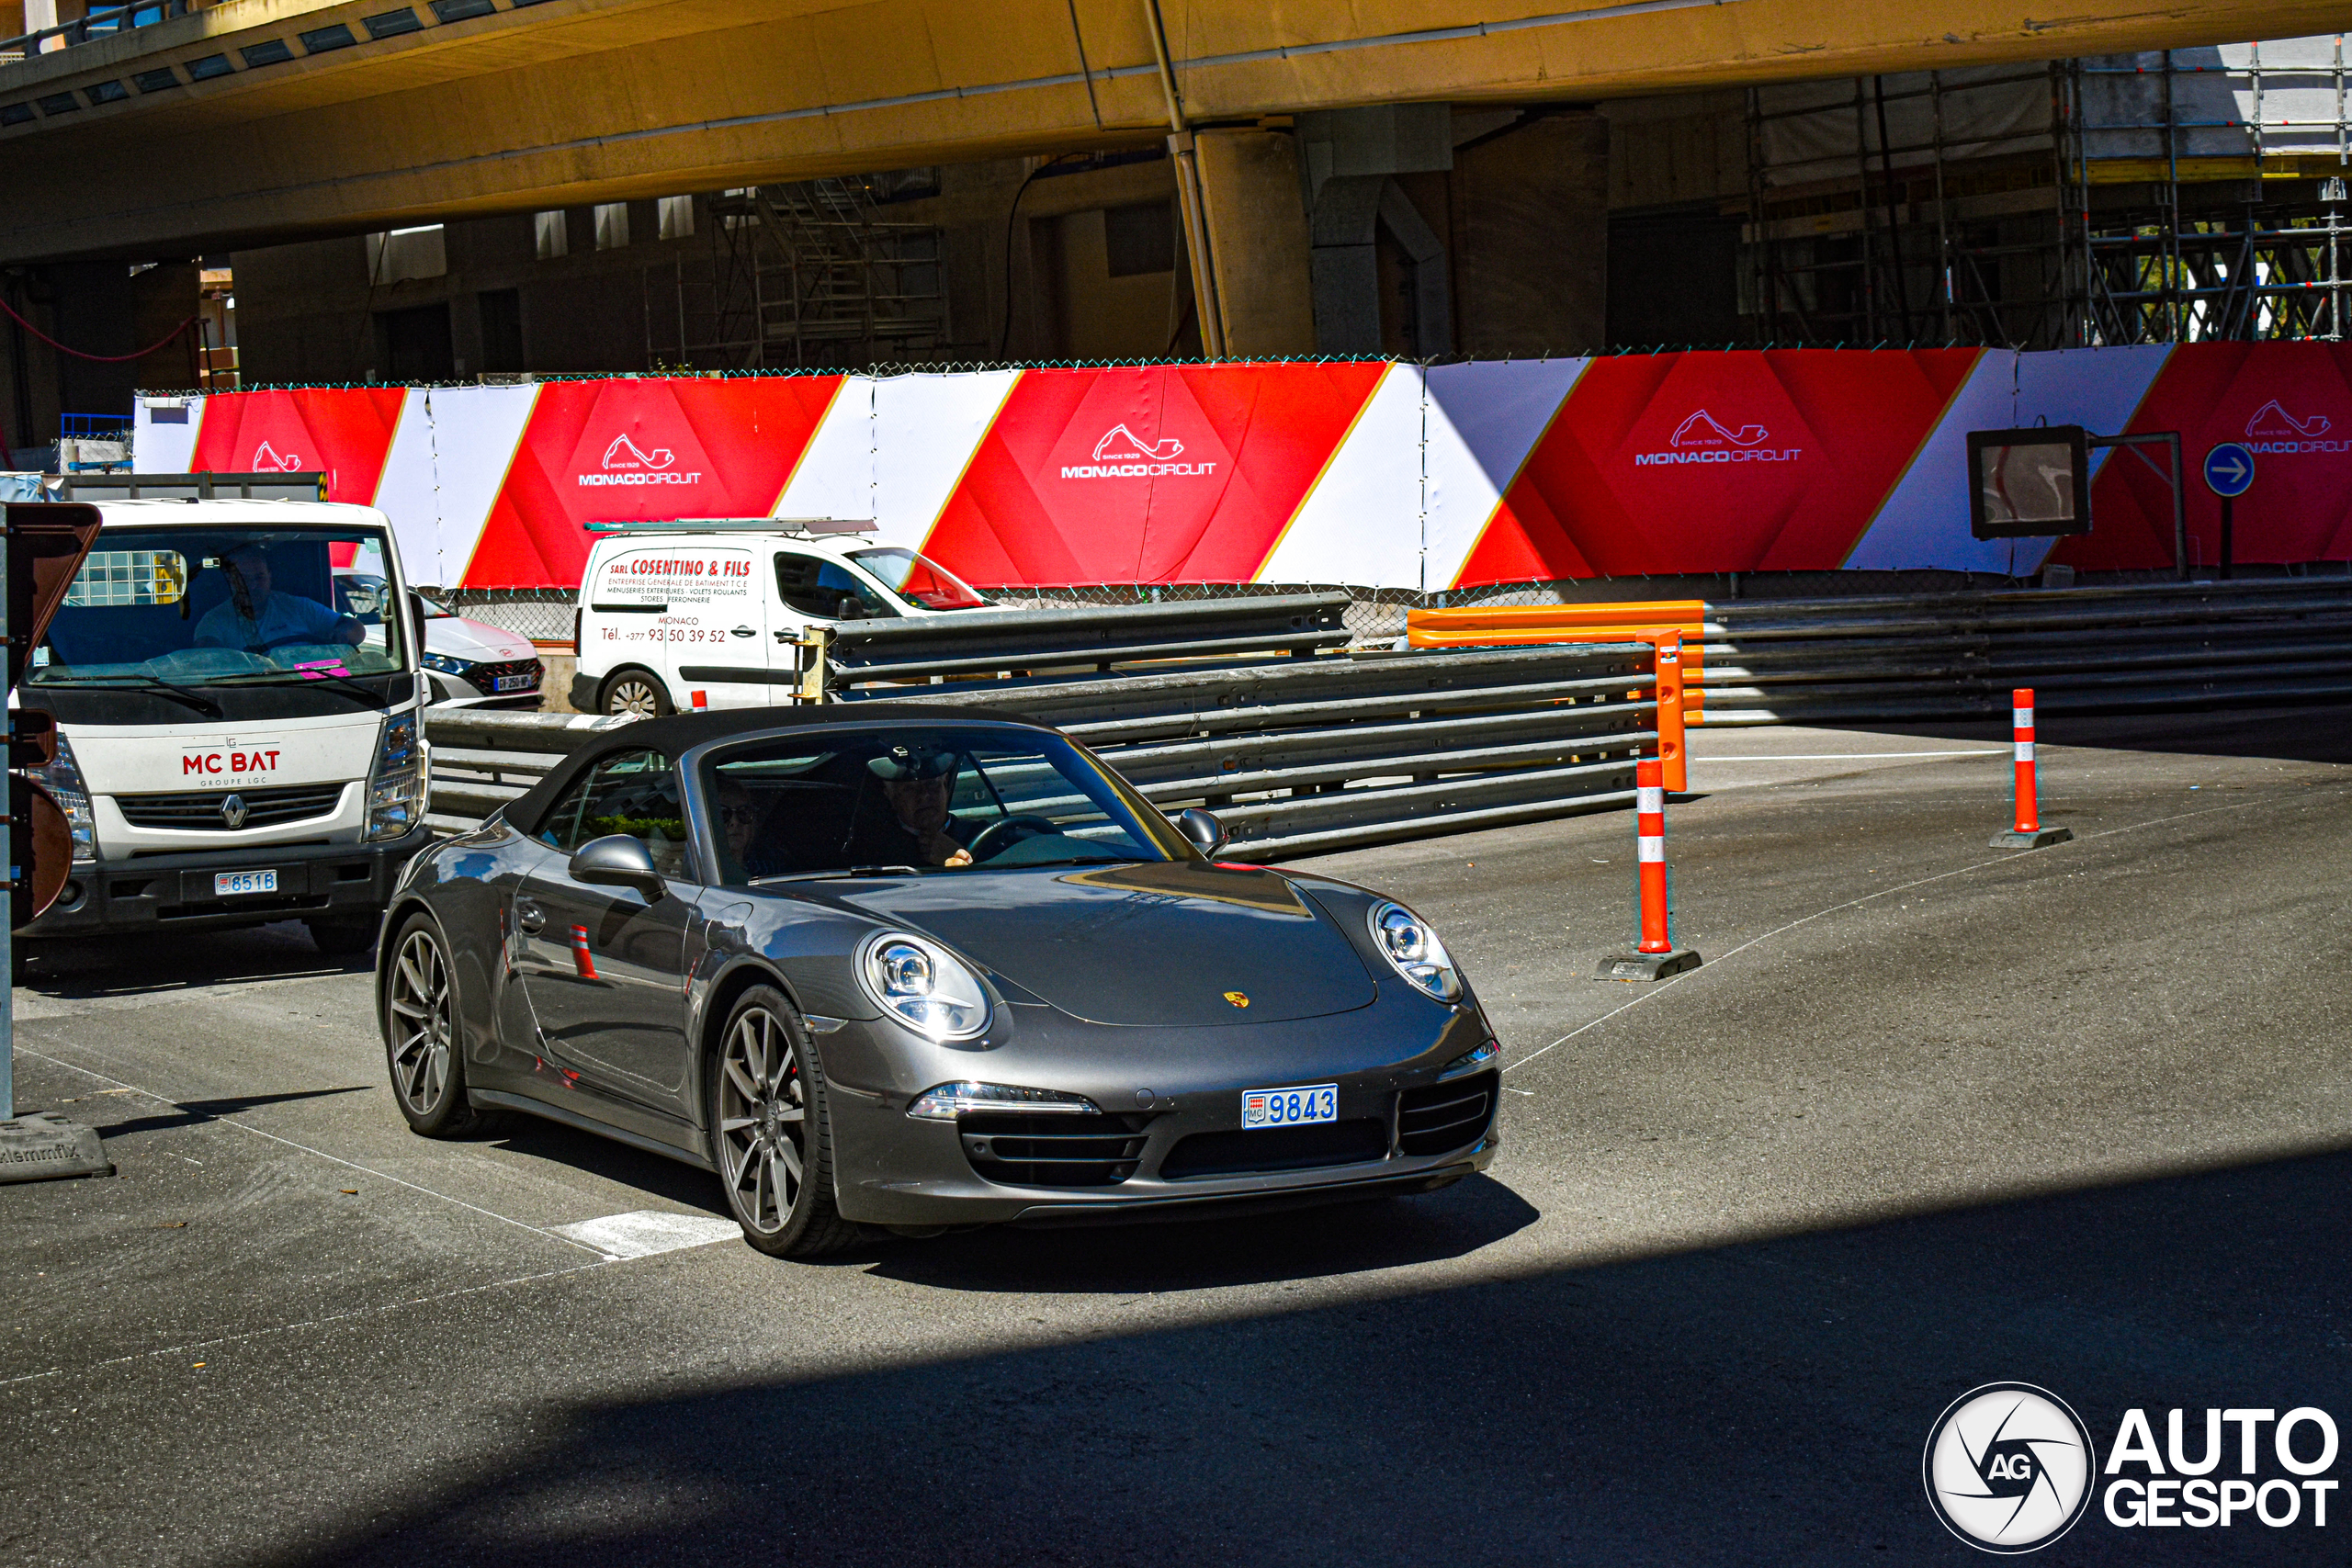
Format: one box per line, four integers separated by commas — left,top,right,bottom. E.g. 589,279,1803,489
5,706,2351,1566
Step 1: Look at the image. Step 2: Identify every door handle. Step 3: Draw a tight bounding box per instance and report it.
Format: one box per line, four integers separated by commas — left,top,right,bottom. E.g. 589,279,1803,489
514,897,546,934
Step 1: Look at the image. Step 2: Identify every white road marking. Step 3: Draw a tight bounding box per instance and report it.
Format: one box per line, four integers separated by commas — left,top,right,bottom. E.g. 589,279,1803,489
1502,786,2334,1081
11,1047,610,1258
0,1260,608,1390
552,1210,741,1259
1694,750,2007,761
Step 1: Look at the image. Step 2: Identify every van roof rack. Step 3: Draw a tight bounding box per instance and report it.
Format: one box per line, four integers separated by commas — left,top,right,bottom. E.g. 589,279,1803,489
584,517,876,536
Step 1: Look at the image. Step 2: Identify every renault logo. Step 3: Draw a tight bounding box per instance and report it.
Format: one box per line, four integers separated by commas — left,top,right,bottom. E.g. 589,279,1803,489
220,794,248,829
1224,991,1250,1008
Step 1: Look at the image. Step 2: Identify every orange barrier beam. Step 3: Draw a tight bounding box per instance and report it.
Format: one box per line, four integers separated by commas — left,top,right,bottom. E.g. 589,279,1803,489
1407,603,1706,787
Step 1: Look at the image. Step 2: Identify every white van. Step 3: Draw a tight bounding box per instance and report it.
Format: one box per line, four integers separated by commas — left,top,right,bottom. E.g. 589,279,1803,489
570,521,996,716
17,498,430,955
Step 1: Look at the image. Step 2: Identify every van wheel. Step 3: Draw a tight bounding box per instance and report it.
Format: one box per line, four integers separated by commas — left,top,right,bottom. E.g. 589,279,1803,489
600,669,672,717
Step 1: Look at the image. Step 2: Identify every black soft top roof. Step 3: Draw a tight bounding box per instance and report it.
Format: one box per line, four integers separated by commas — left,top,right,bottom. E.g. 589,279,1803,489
503,703,1046,838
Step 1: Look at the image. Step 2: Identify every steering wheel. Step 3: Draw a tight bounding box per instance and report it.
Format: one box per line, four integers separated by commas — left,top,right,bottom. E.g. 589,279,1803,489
965,814,1058,863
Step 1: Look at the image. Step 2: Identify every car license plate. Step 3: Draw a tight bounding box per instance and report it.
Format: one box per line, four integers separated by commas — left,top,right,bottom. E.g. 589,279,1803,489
494,673,535,692
214,870,277,897
1242,1083,1337,1129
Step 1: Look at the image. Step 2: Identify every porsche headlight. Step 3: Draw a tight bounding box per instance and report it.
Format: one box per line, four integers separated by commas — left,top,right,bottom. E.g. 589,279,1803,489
858,931,990,1041
1370,900,1464,1002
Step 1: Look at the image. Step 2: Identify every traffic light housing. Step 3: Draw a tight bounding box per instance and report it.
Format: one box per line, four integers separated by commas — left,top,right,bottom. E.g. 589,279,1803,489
5,503,102,930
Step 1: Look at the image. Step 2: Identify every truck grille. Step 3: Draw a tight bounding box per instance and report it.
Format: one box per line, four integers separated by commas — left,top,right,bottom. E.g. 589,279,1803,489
959,1111,1148,1188
116,782,348,831
1396,1073,1497,1156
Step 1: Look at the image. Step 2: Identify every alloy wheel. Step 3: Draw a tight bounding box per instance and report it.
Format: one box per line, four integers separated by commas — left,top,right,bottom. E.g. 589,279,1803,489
387,928,453,1114
606,676,664,716
718,1006,807,1235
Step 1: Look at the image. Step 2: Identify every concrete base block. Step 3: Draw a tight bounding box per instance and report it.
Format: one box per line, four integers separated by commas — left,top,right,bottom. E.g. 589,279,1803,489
1593,947,1702,983
0,1112,113,1184
1990,827,2075,850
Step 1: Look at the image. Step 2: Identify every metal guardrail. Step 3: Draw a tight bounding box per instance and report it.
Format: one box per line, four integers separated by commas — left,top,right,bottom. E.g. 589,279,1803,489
424,640,1662,861
1686,578,2352,723
825,592,1354,691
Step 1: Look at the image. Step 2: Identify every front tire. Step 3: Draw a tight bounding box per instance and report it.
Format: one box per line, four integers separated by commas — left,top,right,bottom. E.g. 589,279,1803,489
710,986,860,1258
383,914,487,1137
600,668,673,717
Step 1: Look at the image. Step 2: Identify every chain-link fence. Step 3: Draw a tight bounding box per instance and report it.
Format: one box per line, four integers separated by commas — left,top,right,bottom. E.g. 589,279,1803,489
435,581,1589,649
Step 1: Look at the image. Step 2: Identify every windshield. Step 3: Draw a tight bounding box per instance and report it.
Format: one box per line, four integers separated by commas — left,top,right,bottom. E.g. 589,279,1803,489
339,573,453,621
847,547,989,611
33,526,408,690
706,726,1182,884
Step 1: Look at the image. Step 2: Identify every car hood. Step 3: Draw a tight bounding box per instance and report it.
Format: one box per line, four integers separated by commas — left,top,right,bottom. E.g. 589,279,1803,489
827,862,1377,1026
429,616,536,661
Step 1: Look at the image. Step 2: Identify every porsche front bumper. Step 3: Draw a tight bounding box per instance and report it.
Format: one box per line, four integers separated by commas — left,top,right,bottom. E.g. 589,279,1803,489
824,1055,1501,1228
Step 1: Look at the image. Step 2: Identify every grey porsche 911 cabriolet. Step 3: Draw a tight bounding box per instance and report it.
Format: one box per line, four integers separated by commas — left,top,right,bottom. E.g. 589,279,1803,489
378,708,1501,1256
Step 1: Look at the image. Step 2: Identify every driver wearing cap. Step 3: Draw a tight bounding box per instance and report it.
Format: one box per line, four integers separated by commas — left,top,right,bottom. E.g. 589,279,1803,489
867,744,974,868
195,543,364,653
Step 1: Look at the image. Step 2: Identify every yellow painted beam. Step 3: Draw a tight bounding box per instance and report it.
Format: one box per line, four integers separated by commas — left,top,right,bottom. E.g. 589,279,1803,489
3,0,2350,262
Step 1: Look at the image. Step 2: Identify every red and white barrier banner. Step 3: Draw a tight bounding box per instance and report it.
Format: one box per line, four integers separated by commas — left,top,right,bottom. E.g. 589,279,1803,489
129,344,2352,591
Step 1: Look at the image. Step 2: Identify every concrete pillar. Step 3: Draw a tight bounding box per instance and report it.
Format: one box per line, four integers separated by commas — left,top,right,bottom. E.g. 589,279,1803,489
1298,106,1453,356
1450,111,1610,357
1187,129,1315,358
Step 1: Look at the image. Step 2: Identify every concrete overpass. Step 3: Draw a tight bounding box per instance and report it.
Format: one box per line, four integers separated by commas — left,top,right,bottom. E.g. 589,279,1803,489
5,0,2349,266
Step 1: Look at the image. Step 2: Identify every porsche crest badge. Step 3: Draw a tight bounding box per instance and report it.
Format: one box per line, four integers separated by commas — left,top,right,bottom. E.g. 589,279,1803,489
1224,991,1250,1008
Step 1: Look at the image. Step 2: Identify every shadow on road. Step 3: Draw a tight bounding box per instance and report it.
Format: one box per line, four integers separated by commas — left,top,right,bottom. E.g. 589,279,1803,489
19,919,370,998
262,1143,2352,1568
848,1172,1540,1292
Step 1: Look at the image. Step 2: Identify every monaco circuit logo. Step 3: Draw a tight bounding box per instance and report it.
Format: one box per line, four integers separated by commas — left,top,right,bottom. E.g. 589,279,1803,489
1060,423,1218,480
1634,410,1803,468
249,441,303,472
2244,400,2349,455
1094,424,1184,462
579,433,699,488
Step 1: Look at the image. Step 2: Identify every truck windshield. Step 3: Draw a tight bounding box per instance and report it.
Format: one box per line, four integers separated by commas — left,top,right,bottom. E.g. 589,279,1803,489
29,526,409,690
847,547,989,611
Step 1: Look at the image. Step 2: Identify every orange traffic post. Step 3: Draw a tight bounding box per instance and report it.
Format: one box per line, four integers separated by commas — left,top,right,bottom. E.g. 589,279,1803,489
1991,687,2073,850
1594,757,1702,982
1653,633,1687,794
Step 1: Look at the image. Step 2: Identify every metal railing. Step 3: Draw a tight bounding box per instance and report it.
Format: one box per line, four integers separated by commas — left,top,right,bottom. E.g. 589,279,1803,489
425,637,1663,861
1687,577,2352,721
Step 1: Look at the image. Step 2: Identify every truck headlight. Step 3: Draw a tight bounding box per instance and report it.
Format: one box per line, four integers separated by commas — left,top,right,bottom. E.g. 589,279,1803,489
366,710,425,841
30,732,95,865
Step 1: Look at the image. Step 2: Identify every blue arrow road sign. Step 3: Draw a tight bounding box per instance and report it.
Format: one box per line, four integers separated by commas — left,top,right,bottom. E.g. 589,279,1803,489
2204,442,2256,498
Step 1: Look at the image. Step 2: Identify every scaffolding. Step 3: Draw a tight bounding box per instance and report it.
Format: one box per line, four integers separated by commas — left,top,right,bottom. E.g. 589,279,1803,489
651,175,949,369
1737,39,2352,348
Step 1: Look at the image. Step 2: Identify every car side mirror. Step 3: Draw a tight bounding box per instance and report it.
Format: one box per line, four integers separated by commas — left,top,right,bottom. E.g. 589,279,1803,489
1175,808,1228,859
569,833,667,901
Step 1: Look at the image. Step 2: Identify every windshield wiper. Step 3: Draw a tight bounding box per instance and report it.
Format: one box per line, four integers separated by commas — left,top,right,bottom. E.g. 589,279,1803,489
36,674,223,717
209,668,385,705
752,864,925,885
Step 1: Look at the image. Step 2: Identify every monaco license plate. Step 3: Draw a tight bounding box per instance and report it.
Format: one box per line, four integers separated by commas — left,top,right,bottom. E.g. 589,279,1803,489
494,673,536,692
214,870,278,897
1242,1082,1338,1129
